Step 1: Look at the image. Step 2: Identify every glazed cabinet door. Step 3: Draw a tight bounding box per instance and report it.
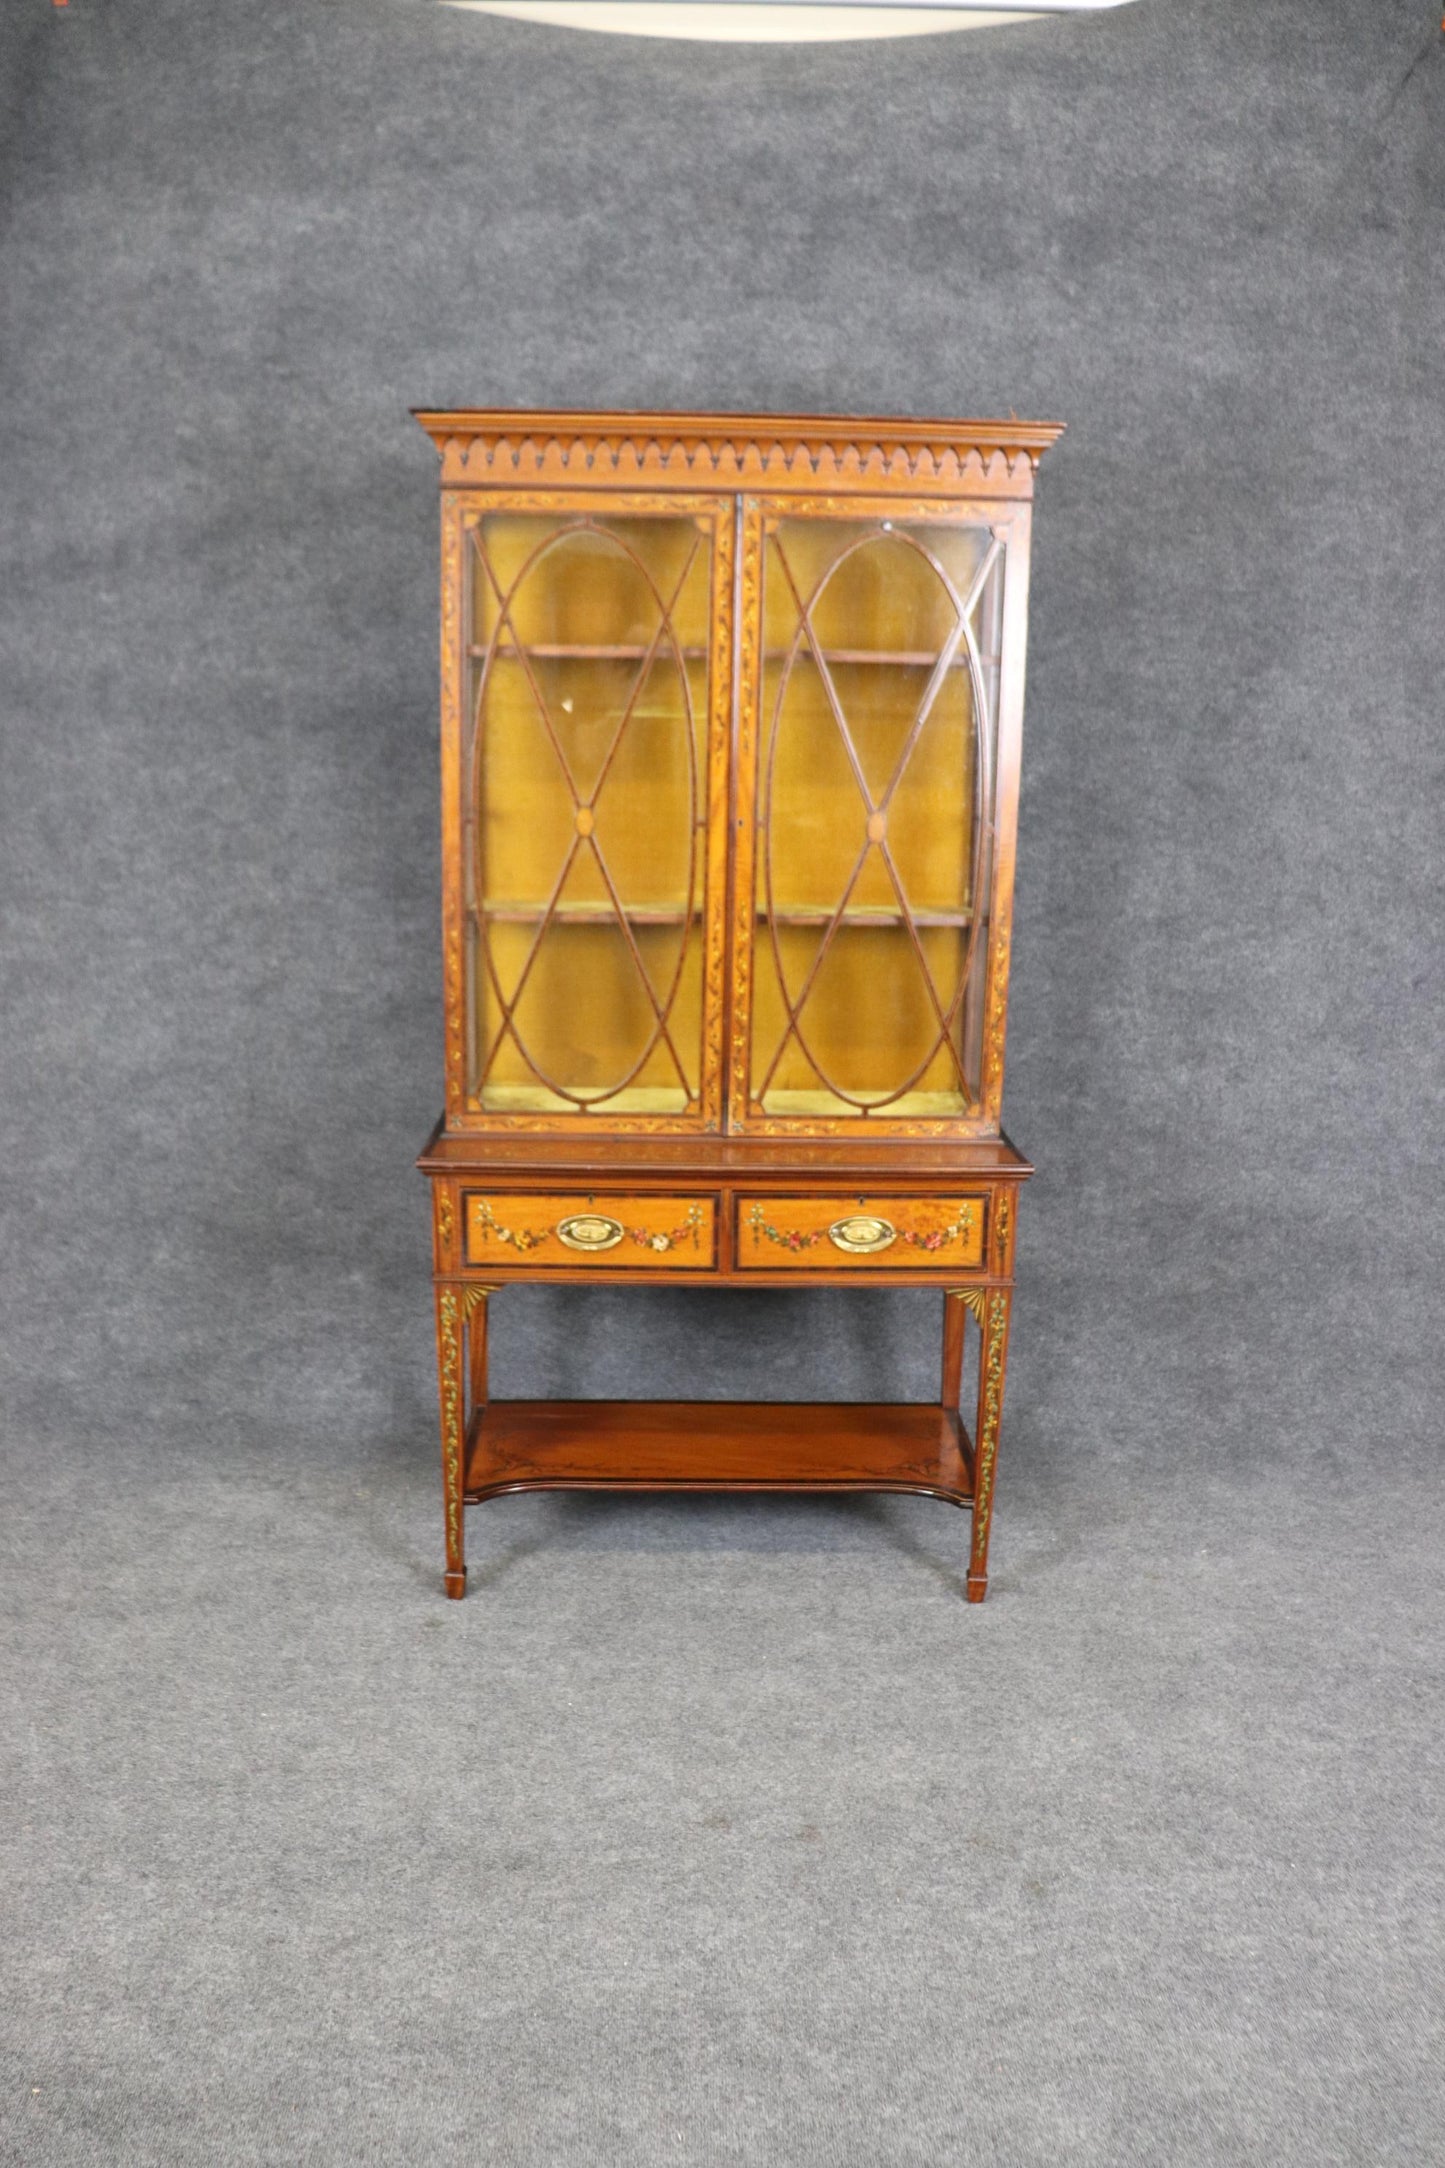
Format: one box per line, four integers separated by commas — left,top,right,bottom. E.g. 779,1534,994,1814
443,493,733,1130
728,496,1030,1135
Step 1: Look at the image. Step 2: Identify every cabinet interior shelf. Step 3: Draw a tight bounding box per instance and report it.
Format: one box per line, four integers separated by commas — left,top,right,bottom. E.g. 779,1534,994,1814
469,642,982,669
477,903,975,929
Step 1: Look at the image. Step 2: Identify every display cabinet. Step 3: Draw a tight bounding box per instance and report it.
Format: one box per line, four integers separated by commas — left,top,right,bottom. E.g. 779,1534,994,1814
415,410,1062,1600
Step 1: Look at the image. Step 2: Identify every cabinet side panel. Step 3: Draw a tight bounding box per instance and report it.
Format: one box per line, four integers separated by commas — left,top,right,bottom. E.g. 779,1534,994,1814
441,491,468,1119
981,504,1033,1124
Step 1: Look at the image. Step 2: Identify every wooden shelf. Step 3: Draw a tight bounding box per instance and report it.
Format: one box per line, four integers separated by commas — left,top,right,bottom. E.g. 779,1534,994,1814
470,643,986,669
478,903,972,929
469,643,709,662
760,905,972,930
480,901,698,927
465,1399,975,1505
780,648,978,669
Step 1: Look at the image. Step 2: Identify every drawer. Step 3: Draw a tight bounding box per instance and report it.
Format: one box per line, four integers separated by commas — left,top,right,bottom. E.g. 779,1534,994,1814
462,1192,717,1271
736,1194,987,1272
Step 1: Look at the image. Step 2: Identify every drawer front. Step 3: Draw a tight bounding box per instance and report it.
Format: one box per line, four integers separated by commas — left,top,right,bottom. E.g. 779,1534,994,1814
463,1192,717,1271
736,1195,987,1272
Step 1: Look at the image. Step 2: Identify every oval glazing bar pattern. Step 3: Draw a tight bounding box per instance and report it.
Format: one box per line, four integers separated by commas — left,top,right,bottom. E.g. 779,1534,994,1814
466,509,714,1120
747,513,1005,1124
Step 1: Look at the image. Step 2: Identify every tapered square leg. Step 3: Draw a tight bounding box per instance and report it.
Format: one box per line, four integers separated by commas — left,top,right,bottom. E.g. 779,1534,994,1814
434,1286,467,1598
941,1288,966,1410
967,1288,1012,1603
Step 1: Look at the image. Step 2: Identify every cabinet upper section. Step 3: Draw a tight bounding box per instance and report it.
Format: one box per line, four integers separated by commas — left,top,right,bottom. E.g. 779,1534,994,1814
414,409,1063,502
420,411,1061,1141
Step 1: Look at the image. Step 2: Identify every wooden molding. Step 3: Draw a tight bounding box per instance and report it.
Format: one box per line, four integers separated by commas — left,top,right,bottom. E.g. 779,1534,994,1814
414,410,1064,498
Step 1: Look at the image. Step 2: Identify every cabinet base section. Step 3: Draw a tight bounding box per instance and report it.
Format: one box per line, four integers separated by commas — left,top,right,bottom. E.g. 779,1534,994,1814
464,1400,975,1507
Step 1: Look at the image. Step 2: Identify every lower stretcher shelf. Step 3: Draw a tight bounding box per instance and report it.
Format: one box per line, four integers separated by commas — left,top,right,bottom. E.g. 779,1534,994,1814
464,1400,975,1505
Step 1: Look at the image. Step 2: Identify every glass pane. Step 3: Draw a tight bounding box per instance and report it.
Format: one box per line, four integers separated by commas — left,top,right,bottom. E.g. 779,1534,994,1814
752,516,1001,1120
466,512,711,1116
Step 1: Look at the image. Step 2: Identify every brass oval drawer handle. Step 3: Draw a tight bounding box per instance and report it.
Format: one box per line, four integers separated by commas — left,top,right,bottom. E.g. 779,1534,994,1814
828,1214,897,1255
556,1212,625,1252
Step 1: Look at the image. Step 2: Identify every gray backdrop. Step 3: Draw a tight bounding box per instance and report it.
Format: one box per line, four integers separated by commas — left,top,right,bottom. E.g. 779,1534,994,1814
2,2,1441,2163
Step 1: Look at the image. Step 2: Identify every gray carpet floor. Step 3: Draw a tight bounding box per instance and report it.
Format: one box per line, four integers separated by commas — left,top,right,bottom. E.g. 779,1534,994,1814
5,1405,1442,2166
2,0,1441,2161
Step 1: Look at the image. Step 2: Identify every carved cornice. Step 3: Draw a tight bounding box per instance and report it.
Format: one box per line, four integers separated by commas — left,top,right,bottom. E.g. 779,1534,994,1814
415,412,1063,499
